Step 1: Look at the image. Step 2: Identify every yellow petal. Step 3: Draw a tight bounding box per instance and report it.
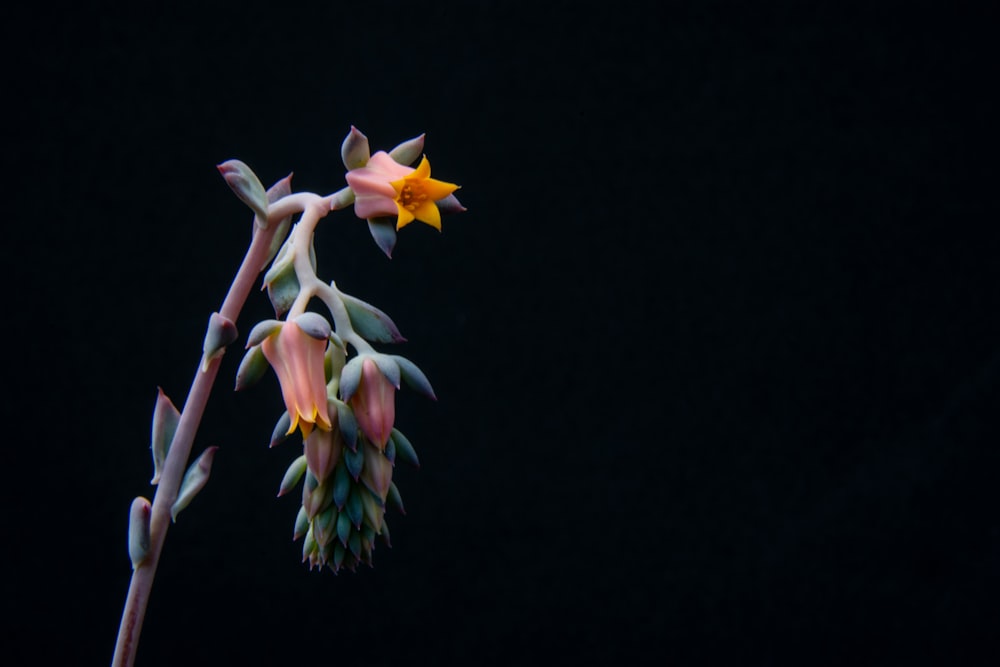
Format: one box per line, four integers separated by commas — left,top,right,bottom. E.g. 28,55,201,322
411,156,431,179
413,201,442,230
395,202,415,230
421,177,459,202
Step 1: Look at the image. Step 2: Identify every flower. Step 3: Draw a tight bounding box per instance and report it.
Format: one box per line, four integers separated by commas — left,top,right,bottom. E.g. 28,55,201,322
350,357,396,449
261,319,333,437
345,151,459,231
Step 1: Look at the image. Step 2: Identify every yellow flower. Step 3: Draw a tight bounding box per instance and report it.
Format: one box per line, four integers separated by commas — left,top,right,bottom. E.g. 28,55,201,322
389,156,459,231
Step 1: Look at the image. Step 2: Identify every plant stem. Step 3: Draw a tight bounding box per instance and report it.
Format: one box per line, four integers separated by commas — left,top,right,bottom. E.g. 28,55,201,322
111,189,351,667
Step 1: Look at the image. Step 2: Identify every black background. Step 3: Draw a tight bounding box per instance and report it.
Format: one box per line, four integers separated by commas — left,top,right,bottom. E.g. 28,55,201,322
4,1,1000,664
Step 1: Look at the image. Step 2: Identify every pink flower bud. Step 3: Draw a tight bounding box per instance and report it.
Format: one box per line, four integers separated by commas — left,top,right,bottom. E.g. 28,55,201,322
304,418,344,485
351,358,396,450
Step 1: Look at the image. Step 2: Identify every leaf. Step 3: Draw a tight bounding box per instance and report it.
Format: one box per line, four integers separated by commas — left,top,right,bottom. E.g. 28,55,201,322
341,293,406,344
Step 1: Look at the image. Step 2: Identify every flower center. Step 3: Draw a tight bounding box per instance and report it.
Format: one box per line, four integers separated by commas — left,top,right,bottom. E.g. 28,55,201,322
397,183,428,212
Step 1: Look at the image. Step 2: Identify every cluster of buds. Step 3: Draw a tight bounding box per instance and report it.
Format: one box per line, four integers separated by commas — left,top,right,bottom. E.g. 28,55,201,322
229,128,462,572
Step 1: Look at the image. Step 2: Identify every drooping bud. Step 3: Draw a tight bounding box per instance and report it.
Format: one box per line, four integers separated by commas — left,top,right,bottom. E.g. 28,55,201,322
150,388,180,485
171,446,219,522
341,126,371,170
127,496,152,570
201,312,238,372
217,159,269,229
360,486,385,534
388,133,425,166
350,358,397,450
278,455,308,497
304,419,344,485
360,441,393,504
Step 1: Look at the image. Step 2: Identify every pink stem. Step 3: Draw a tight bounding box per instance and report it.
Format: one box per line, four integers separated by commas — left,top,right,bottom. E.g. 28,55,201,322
111,190,350,667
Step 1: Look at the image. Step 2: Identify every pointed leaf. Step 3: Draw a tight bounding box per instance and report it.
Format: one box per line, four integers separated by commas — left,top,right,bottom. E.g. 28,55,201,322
257,173,294,270
128,496,152,570
150,388,180,485
293,312,332,340
217,159,269,228
171,447,219,522
332,399,358,450
265,266,300,318
201,312,238,372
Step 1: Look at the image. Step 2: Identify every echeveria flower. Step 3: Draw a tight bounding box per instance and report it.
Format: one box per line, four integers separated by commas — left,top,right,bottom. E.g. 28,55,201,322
345,151,459,231
350,358,396,449
260,317,333,437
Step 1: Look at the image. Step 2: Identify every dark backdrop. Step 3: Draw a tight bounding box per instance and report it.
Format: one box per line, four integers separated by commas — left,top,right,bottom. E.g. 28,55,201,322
4,1,999,665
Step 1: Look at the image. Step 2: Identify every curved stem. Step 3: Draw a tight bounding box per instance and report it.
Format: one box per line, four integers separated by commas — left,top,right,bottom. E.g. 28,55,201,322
111,195,321,667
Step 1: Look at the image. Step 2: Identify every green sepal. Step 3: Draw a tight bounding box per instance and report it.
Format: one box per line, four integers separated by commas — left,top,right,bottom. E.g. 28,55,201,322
390,428,420,468
302,525,317,563
333,543,346,569
344,442,364,480
336,510,352,546
361,487,384,529
379,519,392,547
367,217,397,259
341,126,371,170
340,292,406,344
384,436,396,465
270,411,291,448
388,133,425,166
346,485,363,528
235,345,268,392
387,481,405,515
333,461,351,509
278,455,307,497
265,262,300,319
389,355,437,401
314,505,337,548
348,529,362,558
246,319,282,348
331,399,358,451
293,506,309,540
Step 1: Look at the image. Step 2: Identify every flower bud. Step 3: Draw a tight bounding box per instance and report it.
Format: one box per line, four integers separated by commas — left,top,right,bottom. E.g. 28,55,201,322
304,420,344,485
350,358,397,450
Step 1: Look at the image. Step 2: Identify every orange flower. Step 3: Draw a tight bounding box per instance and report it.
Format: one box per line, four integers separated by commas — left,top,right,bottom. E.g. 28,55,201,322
260,317,333,437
